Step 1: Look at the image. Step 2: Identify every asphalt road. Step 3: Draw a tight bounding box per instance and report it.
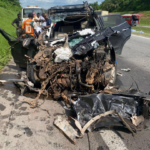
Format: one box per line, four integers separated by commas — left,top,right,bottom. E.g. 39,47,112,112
0,34,150,150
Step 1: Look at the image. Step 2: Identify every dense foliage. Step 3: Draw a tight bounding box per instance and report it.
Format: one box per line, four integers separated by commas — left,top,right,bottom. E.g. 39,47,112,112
90,2,101,11
90,0,150,12
0,0,21,11
0,0,21,69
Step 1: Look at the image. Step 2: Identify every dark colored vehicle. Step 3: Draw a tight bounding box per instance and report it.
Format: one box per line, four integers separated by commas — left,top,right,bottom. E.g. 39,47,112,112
49,4,131,55
0,2,131,69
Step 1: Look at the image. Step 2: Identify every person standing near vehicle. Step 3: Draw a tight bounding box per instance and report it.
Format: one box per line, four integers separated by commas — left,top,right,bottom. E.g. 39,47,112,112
40,13,46,28
42,13,51,30
12,13,21,37
34,13,41,27
22,13,38,38
34,13,42,34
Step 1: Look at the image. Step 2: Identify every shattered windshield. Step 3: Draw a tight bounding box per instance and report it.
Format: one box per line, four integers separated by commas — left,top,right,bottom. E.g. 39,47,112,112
50,15,67,23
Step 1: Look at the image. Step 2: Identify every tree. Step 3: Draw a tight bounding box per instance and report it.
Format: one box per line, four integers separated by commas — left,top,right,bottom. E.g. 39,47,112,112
90,2,100,10
0,0,21,11
99,0,150,11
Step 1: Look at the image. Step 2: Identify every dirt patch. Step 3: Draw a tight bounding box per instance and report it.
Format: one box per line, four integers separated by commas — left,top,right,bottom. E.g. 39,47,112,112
19,107,27,111
0,103,6,111
24,127,33,137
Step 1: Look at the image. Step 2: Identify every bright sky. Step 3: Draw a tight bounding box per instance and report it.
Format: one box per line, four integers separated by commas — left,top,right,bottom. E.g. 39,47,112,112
20,0,104,9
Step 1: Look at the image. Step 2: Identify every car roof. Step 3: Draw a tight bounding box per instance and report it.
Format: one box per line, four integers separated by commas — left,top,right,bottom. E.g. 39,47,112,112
48,2,93,16
122,14,132,16
122,14,143,17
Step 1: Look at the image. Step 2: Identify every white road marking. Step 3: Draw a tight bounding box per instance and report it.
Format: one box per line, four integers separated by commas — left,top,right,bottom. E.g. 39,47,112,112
131,34,150,40
100,129,128,150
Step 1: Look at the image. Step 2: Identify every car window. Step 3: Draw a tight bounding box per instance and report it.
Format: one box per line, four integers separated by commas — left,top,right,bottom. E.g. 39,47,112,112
132,16,139,21
123,17,131,21
23,8,43,18
102,15,125,28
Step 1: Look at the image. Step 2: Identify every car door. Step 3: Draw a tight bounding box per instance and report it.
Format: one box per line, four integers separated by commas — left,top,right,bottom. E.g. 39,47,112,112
100,14,131,54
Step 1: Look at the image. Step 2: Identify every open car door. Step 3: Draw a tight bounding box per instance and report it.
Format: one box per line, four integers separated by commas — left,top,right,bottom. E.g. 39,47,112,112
101,14,131,54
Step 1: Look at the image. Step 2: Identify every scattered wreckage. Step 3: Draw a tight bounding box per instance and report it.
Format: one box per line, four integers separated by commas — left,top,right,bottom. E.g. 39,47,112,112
0,2,150,144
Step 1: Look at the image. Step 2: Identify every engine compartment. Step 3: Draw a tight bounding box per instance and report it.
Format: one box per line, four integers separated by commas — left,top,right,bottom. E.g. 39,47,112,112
24,26,116,108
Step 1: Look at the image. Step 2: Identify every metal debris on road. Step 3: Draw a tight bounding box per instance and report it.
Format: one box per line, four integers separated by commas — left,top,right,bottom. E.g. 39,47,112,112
54,115,79,144
117,72,123,76
121,68,131,72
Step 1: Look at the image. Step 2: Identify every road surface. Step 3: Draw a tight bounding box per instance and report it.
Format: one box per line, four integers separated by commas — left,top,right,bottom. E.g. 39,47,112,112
0,35,150,150
138,25,150,28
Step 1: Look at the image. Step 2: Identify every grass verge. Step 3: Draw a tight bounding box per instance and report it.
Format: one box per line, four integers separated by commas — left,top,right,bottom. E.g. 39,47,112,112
0,7,19,70
132,26,150,37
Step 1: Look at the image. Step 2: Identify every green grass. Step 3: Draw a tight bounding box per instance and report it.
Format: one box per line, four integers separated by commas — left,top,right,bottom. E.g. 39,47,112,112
0,7,19,70
111,11,150,26
132,26,150,37
140,17,150,26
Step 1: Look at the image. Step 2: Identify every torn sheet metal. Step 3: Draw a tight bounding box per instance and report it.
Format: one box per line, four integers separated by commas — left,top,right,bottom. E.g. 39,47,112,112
73,110,135,136
72,27,114,56
54,115,78,143
72,92,148,132
121,68,131,72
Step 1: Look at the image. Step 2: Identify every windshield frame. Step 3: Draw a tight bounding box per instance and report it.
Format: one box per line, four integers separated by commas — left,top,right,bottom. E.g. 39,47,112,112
22,8,43,18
